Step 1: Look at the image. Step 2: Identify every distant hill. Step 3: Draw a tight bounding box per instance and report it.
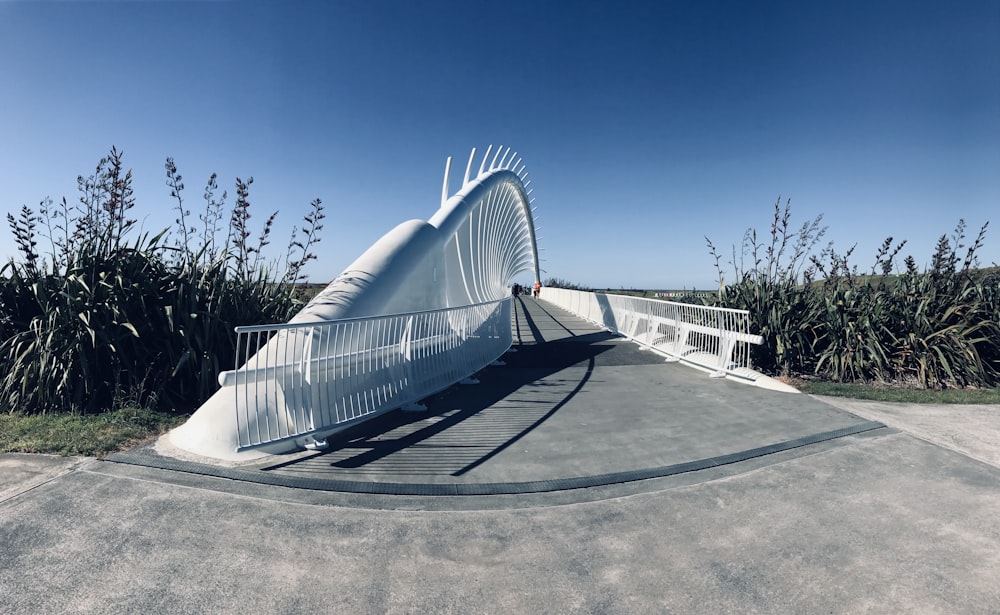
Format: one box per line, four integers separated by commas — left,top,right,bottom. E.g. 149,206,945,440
591,289,713,300
805,265,1000,290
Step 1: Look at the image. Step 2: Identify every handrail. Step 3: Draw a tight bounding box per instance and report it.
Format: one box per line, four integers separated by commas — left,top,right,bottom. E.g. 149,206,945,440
227,298,512,451
539,288,762,379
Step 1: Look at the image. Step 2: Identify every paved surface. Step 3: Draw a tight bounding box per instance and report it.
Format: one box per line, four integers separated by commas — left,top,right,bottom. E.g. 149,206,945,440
2,297,999,613
119,297,883,498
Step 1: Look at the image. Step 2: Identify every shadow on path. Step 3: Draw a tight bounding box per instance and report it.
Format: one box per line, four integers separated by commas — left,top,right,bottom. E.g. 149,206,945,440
109,298,885,497
260,298,619,477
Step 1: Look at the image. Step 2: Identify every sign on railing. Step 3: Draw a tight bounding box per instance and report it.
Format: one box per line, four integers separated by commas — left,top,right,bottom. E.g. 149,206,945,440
540,288,762,379
219,299,513,451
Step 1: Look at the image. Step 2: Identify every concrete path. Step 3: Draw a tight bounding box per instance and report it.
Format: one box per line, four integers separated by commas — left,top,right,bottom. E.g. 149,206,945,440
2,297,999,613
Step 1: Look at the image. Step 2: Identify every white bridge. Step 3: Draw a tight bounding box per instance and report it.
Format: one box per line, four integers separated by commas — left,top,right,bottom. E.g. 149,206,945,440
169,147,771,462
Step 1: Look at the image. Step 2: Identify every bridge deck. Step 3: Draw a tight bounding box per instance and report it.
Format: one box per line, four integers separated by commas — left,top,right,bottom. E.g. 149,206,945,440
114,297,882,499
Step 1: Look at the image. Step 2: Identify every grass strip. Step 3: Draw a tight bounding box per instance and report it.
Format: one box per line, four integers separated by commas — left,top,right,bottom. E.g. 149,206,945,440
797,381,1000,404
3,380,996,459
0,408,187,457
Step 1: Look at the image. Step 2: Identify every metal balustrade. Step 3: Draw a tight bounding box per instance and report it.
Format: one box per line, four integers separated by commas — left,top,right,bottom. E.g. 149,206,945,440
219,298,512,451
540,288,763,379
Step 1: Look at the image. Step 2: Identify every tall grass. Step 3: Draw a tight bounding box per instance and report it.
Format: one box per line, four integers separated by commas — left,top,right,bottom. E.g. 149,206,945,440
706,200,1000,389
1,147,325,415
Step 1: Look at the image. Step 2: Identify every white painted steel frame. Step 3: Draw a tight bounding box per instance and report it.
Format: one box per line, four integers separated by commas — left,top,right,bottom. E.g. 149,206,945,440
224,299,512,451
540,288,763,379
431,145,540,308
170,147,539,460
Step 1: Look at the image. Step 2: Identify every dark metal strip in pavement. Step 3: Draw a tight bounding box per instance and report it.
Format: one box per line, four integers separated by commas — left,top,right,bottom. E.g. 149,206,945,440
105,421,886,496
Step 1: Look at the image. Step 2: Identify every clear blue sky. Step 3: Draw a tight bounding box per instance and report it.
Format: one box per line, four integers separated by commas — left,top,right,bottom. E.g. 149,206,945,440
2,0,998,290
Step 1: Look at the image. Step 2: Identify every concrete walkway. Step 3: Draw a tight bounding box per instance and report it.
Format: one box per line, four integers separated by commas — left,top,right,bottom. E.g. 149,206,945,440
2,297,999,613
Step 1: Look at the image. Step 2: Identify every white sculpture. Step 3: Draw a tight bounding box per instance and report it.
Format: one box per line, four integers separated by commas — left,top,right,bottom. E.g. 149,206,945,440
168,147,539,461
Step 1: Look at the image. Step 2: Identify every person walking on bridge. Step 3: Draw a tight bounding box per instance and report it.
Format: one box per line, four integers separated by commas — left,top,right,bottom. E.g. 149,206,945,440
533,281,541,299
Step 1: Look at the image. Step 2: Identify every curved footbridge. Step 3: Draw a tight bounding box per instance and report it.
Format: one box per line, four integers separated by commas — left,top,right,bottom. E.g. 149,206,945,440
113,147,886,503
113,297,885,504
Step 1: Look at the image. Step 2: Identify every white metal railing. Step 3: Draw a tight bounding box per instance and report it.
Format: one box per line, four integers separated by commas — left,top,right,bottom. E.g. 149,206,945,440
540,288,763,379
220,298,513,451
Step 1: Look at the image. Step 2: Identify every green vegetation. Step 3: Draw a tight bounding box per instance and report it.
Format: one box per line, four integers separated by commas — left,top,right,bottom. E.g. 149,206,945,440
705,199,1000,391
0,407,187,456
794,380,1000,404
543,277,592,291
1,147,325,418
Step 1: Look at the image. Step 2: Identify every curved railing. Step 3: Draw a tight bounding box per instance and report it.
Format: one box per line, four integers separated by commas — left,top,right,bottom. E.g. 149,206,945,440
226,299,511,451
540,287,764,380
169,147,538,461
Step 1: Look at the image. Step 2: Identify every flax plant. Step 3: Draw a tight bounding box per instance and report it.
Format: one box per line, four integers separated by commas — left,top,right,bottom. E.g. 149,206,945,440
706,198,827,376
1,147,325,415
705,201,999,389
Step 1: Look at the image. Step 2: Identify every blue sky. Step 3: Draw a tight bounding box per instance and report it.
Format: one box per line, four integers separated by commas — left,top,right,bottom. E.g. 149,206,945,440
2,0,998,290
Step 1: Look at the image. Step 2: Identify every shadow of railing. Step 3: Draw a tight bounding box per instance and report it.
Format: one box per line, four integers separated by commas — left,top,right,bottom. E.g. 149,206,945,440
595,292,619,332
514,295,546,342
260,301,617,477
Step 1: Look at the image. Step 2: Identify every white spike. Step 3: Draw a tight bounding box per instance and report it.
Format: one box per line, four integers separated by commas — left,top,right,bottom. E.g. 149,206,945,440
498,146,512,169
478,144,493,177
523,179,532,189
463,148,476,186
441,156,453,206
510,158,522,174
507,152,518,169
489,145,504,170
